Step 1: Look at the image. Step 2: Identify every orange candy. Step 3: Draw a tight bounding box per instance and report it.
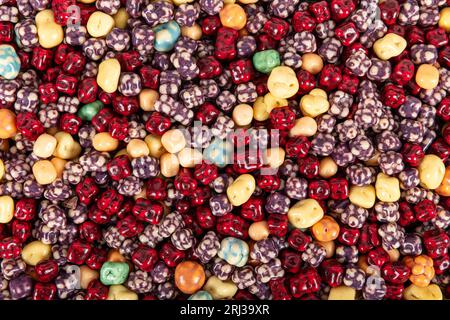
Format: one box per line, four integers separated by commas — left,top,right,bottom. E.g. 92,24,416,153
175,261,206,294
403,255,435,287
435,166,450,197
311,215,340,242
0,109,17,139
219,4,247,30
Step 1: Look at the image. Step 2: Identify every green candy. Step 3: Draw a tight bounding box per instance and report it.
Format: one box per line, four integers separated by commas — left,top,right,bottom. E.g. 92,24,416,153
77,101,104,121
252,50,280,74
100,262,129,285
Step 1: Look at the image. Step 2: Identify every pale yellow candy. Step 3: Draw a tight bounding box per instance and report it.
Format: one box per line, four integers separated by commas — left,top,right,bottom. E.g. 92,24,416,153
80,266,99,289
267,66,299,99
127,139,150,158
87,11,115,37
288,198,324,229
319,157,338,179
181,24,202,40
51,157,67,179
263,92,288,113
77,0,96,3
403,284,443,300
318,240,335,258
301,53,323,75
21,241,52,266
419,154,446,190
32,160,57,185
108,285,139,300
0,159,5,180
161,129,186,154
0,196,14,224
178,148,203,168
160,153,180,177
439,7,450,33
226,174,256,206
265,147,285,168
203,276,238,300
172,0,194,5
145,134,166,158
373,33,407,60
248,221,269,241
115,149,129,158
113,7,129,29
328,286,356,300
415,64,440,90
349,185,376,209
232,104,253,126
289,116,318,137
139,89,159,111
97,58,121,93
375,173,401,202
53,132,82,159
388,248,400,262
35,10,64,49
300,89,330,118
253,97,270,121
93,132,119,152
33,133,57,158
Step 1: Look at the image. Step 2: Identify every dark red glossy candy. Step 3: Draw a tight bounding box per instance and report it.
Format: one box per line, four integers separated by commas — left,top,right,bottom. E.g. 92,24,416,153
56,73,78,96
117,215,144,238
80,221,102,243
14,198,36,221
337,226,360,246
12,220,31,243
384,283,404,300
107,155,132,181
67,240,91,265
423,229,450,259
285,136,311,158
0,237,21,259
113,95,140,116
308,180,330,200
434,254,450,275
33,283,57,300
297,155,320,179
320,259,344,287
426,28,448,48
334,22,359,46
309,1,331,23
382,84,405,109
63,51,86,75
35,260,59,283
146,177,168,201
85,280,109,300
86,248,107,270
75,176,99,205
60,113,82,135
292,11,316,32
367,247,390,268
92,108,115,132
329,178,349,200
269,278,292,300
195,102,220,125
145,112,171,136
414,199,437,222
198,56,223,79
140,65,160,89
288,229,311,252
269,106,295,130
401,143,424,167
268,214,288,237
195,206,216,230
330,0,355,21
38,82,59,104
229,59,254,84
97,188,124,214
108,116,129,141
159,242,185,268
190,185,211,207
16,112,44,141
31,47,53,71
132,198,164,224
319,64,342,91
257,175,281,192
201,15,221,35
78,77,98,104
217,214,249,239
280,249,303,274
132,246,159,272
215,27,238,60
263,17,289,40
379,0,400,25
0,21,13,42
117,50,143,72
289,267,321,298
381,262,410,284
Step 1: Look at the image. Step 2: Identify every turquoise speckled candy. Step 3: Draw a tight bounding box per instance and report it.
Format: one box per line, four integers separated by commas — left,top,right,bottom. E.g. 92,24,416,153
217,237,249,267
0,45,21,80
153,21,181,52
203,138,233,168
100,262,130,285
252,49,280,74
188,290,213,300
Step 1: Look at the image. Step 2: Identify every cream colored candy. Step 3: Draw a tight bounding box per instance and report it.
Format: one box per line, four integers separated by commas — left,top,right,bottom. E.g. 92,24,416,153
172,0,194,5
388,248,400,262
181,23,202,40
265,147,285,168
253,97,270,121
328,286,356,300
263,92,288,113
21,241,52,266
300,89,330,118
349,185,376,209
289,116,318,137
415,64,440,90
145,134,166,158
0,196,14,224
203,276,238,300
87,11,115,37
127,139,150,158
403,284,443,300
373,33,407,60
35,10,64,48
32,160,57,185
267,66,299,99
160,153,180,177
33,133,57,158
301,53,323,75
139,89,159,111
418,154,446,190
288,198,324,229
107,285,139,300
93,132,119,152
161,129,187,154
319,157,338,178
51,157,67,179
375,173,401,202
53,131,82,160
0,159,4,180
439,7,450,33
97,58,121,93
80,266,99,289
232,104,253,126
318,240,335,258
227,174,256,206
178,148,203,168
113,7,129,29
249,221,270,241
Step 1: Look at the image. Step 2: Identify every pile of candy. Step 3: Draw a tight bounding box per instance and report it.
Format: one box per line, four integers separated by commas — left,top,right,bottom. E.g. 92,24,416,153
0,0,450,301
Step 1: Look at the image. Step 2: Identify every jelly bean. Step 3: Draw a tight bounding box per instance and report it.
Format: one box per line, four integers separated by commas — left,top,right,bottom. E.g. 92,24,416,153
289,116,318,137
97,58,121,93
160,153,180,177
0,44,20,79
248,221,270,241
32,160,57,185
253,49,280,74
93,132,119,152
53,132,82,160
153,21,181,52
300,88,330,118
100,261,130,285
161,129,187,154
301,53,323,75
403,284,443,300
127,139,150,158
217,237,249,267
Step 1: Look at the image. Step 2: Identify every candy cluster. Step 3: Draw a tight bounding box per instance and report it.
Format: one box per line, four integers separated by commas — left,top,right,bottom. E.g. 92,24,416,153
0,0,450,301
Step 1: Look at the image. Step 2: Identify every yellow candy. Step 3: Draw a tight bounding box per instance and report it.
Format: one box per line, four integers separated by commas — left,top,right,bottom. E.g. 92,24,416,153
127,139,150,158
203,276,238,300
267,66,299,99
0,159,4,180
403,284,443,300
97,58,121,93
415,64,440,90
288,198,324,229
51,157,66,179
373,33,407,60
93,132,119,152
219,4,247,30
289,116,318,137
0,196,14,224
181,24,202,40
35,10,64,48
160,153,180,177
328,286,356,300
21,241,52,266
33,133,57,158
349,185,376,209
87,11,115,37
375,172,401,202
435,166,450,197
439,7,450,33
263,92,288,113
253,97,270,121
113,8,129,29
53,132,82,159
0,109,16,139
145,134,166,158
226,174,256,206
300,89,330,118
418,154,446,190
264,147,285,169
107,285,139,300
161,129,186,154
33,160,57,185
248,221,270,241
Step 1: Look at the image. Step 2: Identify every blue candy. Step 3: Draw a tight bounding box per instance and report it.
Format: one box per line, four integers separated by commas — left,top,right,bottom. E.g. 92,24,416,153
217,237,249,267
203,138,233,168
188,290,213,300
153,21,181,52
0,45,20,80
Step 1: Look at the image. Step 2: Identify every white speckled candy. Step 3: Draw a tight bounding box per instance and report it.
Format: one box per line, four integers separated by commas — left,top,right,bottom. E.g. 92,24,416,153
218,237,249,267
0,45,20,80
